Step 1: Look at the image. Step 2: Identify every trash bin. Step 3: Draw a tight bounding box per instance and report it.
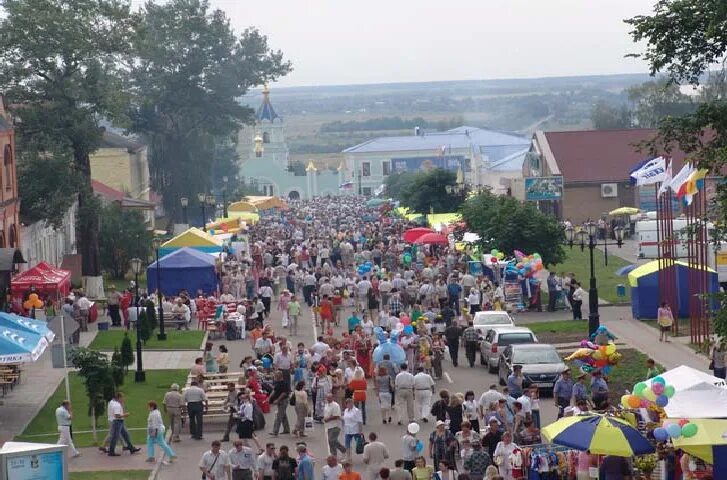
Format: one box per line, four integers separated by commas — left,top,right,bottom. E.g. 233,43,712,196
617,284,626,298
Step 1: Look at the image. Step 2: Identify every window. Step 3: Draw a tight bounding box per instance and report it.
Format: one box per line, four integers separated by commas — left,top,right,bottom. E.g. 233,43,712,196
382,161,391,176
262,132,270,143
3,145,11,191
362,187,372,196
362,162,371,177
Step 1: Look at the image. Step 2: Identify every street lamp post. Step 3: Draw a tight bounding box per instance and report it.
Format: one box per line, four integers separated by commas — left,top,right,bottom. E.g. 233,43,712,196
129,257,146,383
565,223,624,336
152,238,166,341
198,193,207,231
222,176,229,218
180,197,189,225
206,194,216,221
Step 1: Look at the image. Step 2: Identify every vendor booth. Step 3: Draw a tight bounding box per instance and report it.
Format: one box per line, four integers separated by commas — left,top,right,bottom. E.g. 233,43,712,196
628,260,719,319
158,227,223,256
645,365,727,418
147,247,217,296
10,262,71,305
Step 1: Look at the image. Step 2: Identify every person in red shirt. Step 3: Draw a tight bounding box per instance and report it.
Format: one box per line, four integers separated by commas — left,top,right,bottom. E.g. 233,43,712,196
339,461,362,480
319,295,333,331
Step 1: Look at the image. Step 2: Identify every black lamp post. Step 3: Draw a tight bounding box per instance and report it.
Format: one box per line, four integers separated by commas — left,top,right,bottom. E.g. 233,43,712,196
198,193,207,231
222,176,229,218
206,194,216,220
565,223,625,336
152,238,166,341
180,197,189,224
129,257,146,382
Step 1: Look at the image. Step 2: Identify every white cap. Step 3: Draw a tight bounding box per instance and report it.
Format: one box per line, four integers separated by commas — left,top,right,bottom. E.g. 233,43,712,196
407,422,420,434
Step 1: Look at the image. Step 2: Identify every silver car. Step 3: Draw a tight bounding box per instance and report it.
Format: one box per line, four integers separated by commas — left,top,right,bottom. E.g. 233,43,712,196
480,326,538,373
498,343,567,393
472,311,514,336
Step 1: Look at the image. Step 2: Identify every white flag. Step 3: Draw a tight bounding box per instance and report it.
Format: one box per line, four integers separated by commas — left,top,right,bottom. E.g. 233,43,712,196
630,156,667,186
670,162,694,193
658,160,673,197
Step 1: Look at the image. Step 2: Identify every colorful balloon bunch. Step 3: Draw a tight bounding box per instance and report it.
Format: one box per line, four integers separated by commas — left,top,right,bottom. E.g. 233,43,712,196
503,251,544,278
23,293,43,310
489,249,506,261
357,261,373,276
565,340,622,375
621,376,675,410
654,419,698,441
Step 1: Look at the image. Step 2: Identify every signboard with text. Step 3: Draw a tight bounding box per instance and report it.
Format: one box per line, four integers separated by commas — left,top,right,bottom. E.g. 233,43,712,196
524,176,563,201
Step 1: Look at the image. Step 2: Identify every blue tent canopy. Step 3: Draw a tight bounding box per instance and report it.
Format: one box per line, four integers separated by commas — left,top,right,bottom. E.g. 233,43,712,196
628,260,719,319
146,247,217,297
0,325,49,363
0,313,55,342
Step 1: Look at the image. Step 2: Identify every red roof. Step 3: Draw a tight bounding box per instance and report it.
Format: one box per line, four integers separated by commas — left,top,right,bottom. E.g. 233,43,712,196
542,129,688,183
92,180,125,202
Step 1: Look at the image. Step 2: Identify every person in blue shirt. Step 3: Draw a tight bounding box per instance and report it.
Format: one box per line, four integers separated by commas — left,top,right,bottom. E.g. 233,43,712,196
590,370,609,409
553,370,574,418
295,444,315,480
447,279,462,316
507,365,524,398
347,312,361,334
572,372,588,404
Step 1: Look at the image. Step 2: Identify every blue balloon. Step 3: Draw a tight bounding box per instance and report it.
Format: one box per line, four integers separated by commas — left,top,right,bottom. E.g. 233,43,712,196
655,395,669,408
667,423,682,438
373,333,406,365
403,325,414,335
415,440,424,453
262,357,272,369
652,376,666,385
653,427,669,442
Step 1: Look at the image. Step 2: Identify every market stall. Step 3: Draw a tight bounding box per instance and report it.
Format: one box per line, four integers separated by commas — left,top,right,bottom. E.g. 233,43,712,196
10,262,71,308
146,247,217,296
158,227,223,256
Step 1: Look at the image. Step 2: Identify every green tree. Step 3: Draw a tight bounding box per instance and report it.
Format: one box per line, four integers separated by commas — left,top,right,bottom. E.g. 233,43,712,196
626,79,694,128
398,169,463,214
120,333,134,373
459,189,566,266
591,101,632,130
69,348,116,443
110,347,125,387
145,298,157,332
0,0,133,276
138,310,151,345
384,171,417,200
129,0,291,223
98,203,151,279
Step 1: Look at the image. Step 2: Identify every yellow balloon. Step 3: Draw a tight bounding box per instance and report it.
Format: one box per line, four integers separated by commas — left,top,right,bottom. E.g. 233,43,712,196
592,350,603,360
606,344,616,355
643,389,657,402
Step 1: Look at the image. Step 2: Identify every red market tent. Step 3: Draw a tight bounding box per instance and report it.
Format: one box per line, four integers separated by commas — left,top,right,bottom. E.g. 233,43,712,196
402,227,434,244
414,232,449,245
11,262,72,298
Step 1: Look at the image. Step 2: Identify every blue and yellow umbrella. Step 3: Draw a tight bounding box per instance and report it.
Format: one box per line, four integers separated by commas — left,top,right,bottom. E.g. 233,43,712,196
542,414,654,457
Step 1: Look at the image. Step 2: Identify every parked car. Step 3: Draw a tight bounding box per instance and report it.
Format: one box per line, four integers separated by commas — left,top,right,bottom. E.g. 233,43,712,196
480,326,538,373
472,311,514,336
498,343,566,393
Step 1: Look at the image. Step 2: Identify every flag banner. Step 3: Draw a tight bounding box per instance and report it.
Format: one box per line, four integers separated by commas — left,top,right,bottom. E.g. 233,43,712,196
630,156,667,186
658,160,673,197
339,181,354,190
671,163,694,197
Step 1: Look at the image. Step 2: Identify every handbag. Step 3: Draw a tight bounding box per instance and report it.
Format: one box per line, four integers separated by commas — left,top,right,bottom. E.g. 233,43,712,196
289,393,296,406
202,453,219,480
355,433,366,454
304,415,314,432
709,360,715,370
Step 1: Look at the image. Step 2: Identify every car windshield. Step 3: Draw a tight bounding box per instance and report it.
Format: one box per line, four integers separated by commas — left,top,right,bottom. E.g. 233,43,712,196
474,313,511,325
498,333,535,346
512,348,561,364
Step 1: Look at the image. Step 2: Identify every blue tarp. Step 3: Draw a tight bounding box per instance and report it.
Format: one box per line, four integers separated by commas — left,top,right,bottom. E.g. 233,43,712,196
146,247,217,297
630,261,719,319
0,313,55,342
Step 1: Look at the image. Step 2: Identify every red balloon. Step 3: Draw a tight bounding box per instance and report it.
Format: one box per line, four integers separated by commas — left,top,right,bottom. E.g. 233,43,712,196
679,419,689,427
490,257,498,263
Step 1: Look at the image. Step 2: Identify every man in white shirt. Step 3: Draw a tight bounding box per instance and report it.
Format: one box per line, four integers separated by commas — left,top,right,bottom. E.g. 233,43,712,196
77,293,91,332
199,440,231,480
323,393,346,456
362,432,390,480
394,364,415,425
478,385,505,417
321,455,343,480
356,277,372,311
55,400,80,457
413,367,435,423
378,277,393,308
257,443,276,480
310,336,330,361
107,392,139,456
273,344,292,383
516,392,532,416
228,440,257,480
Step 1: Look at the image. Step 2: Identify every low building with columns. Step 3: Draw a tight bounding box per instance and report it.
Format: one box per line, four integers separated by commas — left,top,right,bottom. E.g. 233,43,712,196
237,87,342,200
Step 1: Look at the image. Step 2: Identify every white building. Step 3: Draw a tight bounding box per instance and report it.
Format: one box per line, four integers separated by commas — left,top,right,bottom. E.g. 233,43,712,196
343,126,530,195
20,202,77,268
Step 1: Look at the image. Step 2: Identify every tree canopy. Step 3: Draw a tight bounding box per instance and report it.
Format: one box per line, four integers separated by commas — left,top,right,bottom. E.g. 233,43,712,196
459,190,566,266
388,168,463,214
98,203,152,279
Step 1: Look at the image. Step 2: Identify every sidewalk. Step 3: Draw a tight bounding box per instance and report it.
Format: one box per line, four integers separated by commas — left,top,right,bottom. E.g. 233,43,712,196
0,329,96,444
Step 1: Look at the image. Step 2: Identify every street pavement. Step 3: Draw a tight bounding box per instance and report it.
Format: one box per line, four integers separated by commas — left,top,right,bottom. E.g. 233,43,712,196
155,299,561,480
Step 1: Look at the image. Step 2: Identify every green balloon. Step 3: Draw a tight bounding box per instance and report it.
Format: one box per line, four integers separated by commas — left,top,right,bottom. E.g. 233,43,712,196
633,382,648,396
664,385,676,398
681,423,698,438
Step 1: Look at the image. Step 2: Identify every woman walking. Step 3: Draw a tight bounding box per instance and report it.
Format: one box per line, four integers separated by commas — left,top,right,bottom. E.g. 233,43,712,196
348,366,368,425
374,366,393,424
145,401,176,464
292,381,311,438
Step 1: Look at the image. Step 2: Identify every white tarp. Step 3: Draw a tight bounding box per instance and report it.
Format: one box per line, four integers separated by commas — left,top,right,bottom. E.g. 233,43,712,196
647,365,727,419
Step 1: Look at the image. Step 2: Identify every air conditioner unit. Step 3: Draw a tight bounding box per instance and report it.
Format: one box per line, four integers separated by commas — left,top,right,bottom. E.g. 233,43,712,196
601,183,618,198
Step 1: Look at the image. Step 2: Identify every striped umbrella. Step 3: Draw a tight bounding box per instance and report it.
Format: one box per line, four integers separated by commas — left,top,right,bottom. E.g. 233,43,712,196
542,414,654,457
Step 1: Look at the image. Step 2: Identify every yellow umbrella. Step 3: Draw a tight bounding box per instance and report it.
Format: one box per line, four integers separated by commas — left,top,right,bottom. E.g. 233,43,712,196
609,207,640,216
671,418,727,464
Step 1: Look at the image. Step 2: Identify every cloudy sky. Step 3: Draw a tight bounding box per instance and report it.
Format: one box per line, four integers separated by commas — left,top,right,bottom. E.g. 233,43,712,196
166,0,659,87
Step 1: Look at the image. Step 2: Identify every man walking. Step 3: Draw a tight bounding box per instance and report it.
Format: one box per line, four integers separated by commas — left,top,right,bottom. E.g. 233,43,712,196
394,363,415,426
323,393,346,457
55,400,80,458
296,444,315,480
413,367,434,423
221,383,239,442
107,392,140,456
362,432,390,480
229,440,257,480
199,440,231,480
163,383,184,442
553,369,574,418
183,380,208,440
269,371,291,436
461,321,480,368
444,322,462,367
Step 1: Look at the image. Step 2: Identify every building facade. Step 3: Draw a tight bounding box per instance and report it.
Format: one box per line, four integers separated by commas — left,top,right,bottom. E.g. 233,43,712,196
20,202,77,268
0,98,21,250
343,126,530,196
237,87,342,200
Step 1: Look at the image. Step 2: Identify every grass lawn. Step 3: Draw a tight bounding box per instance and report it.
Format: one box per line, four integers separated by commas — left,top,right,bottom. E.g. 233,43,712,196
103,274,148,291
70,471,150,480
527,320,592,344
89,329,205,351
548,246,633,303
17,369,187,448
566,348,662,405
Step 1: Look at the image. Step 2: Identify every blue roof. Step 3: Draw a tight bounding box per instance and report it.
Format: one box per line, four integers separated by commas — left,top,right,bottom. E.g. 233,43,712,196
148,247,216,270
343,126,529,155
488,148,530,172
257,91,281,122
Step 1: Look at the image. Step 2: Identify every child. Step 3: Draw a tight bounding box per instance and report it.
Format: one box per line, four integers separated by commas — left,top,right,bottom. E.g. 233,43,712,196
646,358,662,380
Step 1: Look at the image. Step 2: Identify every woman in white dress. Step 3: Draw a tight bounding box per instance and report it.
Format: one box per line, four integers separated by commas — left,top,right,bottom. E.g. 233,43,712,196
493,431,517,480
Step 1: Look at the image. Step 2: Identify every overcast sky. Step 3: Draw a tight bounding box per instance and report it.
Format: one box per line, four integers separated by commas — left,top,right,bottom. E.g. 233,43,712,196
164,0,659,87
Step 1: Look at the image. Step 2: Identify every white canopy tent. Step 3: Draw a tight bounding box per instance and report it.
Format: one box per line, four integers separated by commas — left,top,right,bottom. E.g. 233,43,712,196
646,365,727,419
